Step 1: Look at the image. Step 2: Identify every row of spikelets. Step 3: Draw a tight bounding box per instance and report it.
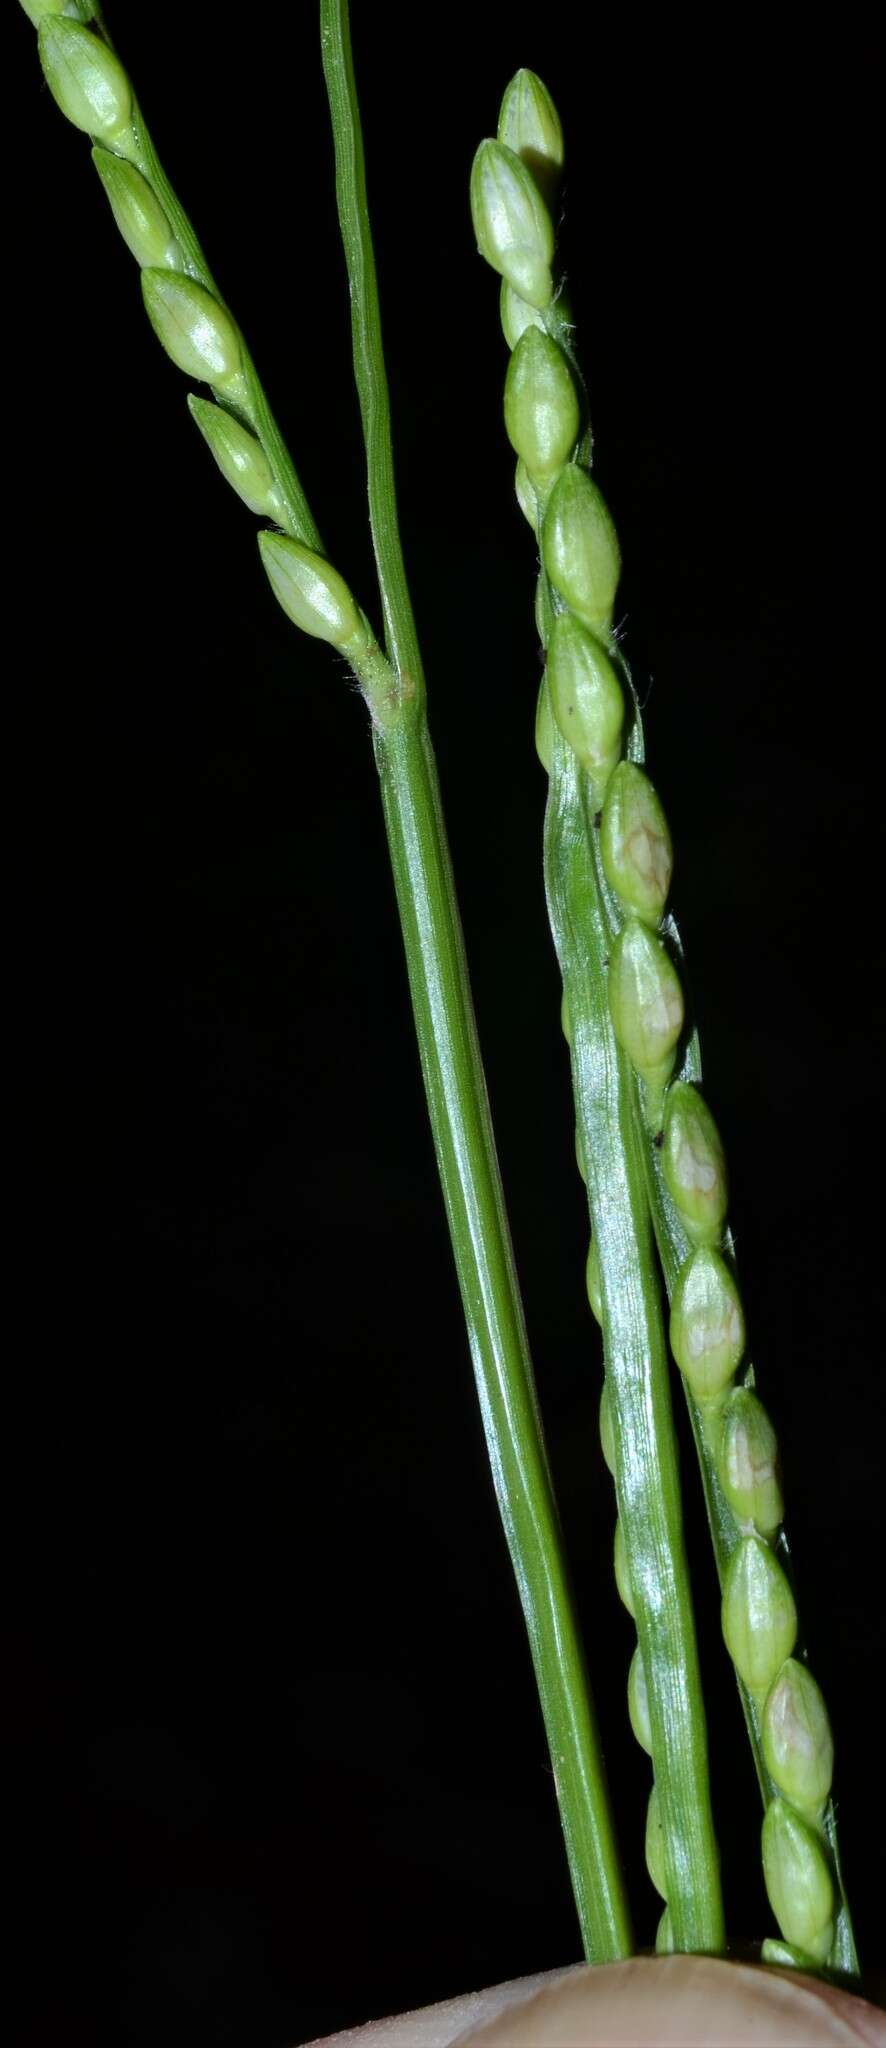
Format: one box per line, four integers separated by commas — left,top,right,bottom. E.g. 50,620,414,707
469,70,838,1967
25,2,840,1968
24,1,399,725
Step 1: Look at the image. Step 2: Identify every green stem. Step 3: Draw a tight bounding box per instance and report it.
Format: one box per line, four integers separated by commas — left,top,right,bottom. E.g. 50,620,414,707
319,0,630,1955
376,702,632,1961
545,732,724,1954
319,0,423,686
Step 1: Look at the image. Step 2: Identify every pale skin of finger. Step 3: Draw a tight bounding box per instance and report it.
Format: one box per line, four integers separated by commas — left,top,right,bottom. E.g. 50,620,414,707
304,1957,886,2048
302,1966,580,2048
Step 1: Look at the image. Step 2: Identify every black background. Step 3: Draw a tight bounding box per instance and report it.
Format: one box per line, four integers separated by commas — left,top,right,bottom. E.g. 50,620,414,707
9,5,883,2044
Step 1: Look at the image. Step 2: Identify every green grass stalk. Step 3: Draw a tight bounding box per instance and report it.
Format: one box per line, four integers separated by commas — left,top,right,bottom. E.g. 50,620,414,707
318,0,631,1959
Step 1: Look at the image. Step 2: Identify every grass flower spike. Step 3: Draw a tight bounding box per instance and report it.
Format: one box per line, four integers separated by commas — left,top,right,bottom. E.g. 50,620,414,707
627,1647,652,1755
546,614,625,795
472,61,856,1974
38,16,135,152
473,69,726,1958
141,271,243,390
258,536,368,651
21,1,72,21
607,921,685,1117
661,1083,729,1245
504,328,581,487
497,66,564,204
762,1661,834,1815
669,1249,746,1404
722,1536,798,1700
542,466,622,635
500,281,546,349
470,139,555,309
188,398,283,519
719,1390,784,1537
92,149,181,268
600,763,673,926
762,1801,836,1962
